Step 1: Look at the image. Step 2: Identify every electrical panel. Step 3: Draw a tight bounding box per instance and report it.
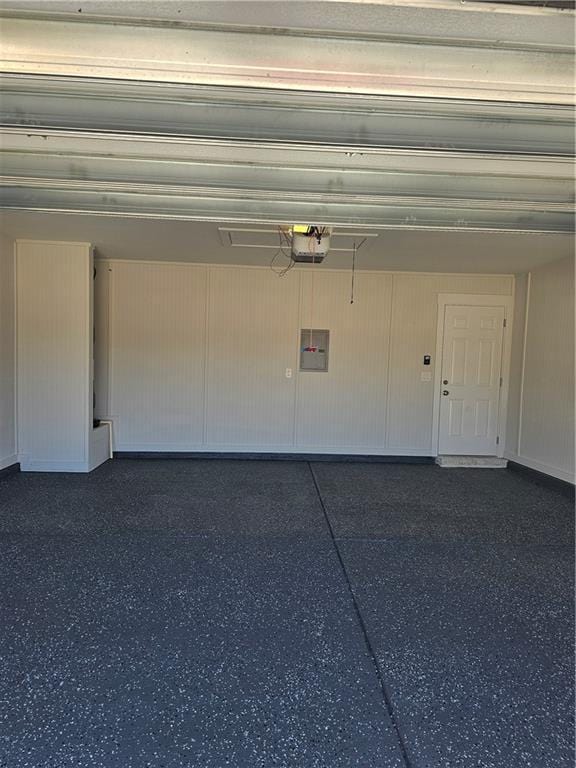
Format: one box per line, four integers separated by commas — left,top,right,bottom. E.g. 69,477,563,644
300,329,330,371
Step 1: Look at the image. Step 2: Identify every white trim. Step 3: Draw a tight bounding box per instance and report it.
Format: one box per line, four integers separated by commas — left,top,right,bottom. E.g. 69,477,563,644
292,270,303,448
432,292,515,459
96,420,114,459
14,242,21,460
96,261,112,417
517,271,532,457
97,258,515,283
383,273,395,449
0,454,18,471
107,262,117,427
202,265,211,447
12,240,18,458
432,309,444,455
82,246,93,464
15,238,93,247
504,451,575,485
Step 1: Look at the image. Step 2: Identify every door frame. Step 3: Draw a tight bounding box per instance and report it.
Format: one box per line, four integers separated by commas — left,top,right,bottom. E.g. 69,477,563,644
432,293,514,458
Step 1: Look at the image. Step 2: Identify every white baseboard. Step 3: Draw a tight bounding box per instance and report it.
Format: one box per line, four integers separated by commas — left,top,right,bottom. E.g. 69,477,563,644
114,442,433,456
0,454,18,471
504,452,575,485
18,458,91,473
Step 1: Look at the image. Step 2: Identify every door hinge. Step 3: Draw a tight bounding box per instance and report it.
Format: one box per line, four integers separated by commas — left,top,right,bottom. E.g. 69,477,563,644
503,318,507,328
500,377,503,387
496,436,500,445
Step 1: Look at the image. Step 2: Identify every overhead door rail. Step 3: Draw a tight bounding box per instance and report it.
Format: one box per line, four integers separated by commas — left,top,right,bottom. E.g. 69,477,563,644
0,6,573,233
0,15,573,104
1,75,574,156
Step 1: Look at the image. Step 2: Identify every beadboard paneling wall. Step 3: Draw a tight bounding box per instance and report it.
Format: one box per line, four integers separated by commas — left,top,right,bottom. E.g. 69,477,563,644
387,274,513,450
108,261,207,448
206,267,299,448
296,271,392,450
0,233,16,469
96,261,514,454
506,256,575,482
16,240,93,470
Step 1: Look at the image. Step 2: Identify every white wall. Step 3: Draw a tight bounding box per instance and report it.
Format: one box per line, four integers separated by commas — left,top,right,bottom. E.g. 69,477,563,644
110,262,207,448
206,266,298,448
297,271,392,450
506,255,575,483
0,233,16,469
97,260,512,455
387,274,513,451
506,273,529,463
16,240,108,471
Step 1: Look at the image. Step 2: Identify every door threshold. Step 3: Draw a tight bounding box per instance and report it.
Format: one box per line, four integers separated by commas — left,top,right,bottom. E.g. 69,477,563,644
436,455,508,468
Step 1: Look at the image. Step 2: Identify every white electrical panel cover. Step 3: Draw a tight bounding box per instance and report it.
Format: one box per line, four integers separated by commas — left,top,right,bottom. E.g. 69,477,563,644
300,329,330,371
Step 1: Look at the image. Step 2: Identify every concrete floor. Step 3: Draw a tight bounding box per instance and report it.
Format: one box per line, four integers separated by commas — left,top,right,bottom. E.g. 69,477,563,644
0,460,573,768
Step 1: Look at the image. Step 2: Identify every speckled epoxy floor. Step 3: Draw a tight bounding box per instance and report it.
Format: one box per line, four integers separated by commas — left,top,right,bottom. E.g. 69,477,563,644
0,460,573,768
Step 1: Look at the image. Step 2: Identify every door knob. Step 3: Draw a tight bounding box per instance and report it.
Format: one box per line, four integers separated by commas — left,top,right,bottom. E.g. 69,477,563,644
443,390,450,396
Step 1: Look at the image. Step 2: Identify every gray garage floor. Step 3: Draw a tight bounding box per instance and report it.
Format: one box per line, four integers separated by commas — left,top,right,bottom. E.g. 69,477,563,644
0,460,573,768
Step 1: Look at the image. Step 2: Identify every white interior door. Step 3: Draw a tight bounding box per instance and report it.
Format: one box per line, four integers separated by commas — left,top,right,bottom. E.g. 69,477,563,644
439,304,505,455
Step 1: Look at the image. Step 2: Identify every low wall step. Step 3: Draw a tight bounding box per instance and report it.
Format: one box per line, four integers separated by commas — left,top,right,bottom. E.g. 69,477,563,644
436,455,508,468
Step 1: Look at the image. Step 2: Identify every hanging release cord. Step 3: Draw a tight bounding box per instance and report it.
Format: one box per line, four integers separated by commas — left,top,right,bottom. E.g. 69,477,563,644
350,240,357,305
309,233,316,348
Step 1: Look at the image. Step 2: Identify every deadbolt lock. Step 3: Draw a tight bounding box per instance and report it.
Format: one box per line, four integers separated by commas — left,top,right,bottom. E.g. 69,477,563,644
443,380,448,385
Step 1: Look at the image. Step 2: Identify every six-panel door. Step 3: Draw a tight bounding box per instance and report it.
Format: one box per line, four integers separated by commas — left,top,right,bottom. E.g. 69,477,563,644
439,305,505,455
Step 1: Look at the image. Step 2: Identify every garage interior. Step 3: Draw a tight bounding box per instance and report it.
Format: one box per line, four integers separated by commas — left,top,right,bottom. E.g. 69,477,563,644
0,1,574,766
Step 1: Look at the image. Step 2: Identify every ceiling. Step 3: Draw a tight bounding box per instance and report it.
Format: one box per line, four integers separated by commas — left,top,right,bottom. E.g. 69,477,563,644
0,1,574,253
1,210,571,273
